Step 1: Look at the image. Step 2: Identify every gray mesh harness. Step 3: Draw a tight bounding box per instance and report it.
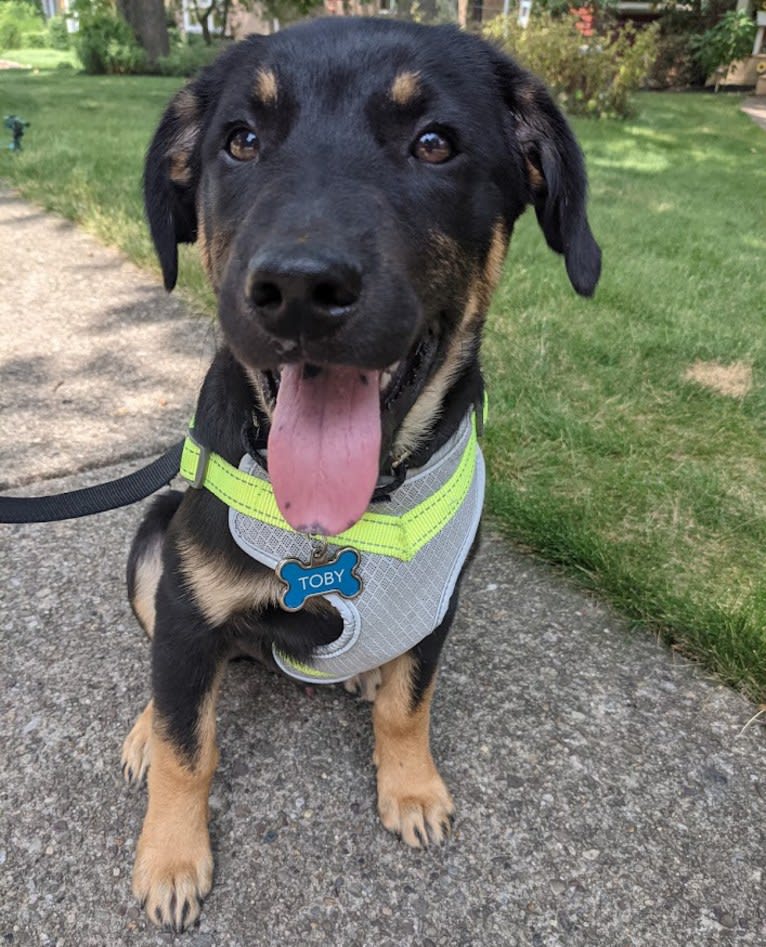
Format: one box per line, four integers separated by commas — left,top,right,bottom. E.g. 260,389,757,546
229,409,485,683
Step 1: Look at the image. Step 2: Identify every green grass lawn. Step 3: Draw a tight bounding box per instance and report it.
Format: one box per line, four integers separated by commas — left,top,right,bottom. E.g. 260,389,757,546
0,47,78,70
0,71,214,309
1,71,765,699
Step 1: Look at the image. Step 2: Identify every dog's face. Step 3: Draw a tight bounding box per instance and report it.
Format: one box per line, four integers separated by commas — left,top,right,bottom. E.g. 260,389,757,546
145,18,600,535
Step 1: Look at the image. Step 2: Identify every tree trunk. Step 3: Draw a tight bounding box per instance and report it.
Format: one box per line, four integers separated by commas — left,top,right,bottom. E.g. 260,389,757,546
191,0,218,46
221,0,231,36
117,0,170,64
198,10,212,45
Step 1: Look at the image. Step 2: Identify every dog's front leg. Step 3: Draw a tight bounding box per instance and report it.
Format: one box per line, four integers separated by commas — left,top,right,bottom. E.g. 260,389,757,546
132,574,227,932
373,615,455,849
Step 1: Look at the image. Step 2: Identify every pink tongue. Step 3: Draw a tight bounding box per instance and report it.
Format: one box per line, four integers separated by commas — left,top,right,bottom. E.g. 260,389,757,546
269,364,382,536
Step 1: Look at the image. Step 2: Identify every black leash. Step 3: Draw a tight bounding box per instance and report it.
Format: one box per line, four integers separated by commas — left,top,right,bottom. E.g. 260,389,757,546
1,397,423,525
0,441,184,524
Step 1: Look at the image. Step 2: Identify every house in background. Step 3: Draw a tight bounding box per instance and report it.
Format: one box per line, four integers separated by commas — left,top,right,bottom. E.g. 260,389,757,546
323,0,403,14
39,0,70,16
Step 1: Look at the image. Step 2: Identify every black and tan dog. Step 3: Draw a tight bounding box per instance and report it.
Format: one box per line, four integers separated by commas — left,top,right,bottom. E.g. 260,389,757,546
123,17,600,931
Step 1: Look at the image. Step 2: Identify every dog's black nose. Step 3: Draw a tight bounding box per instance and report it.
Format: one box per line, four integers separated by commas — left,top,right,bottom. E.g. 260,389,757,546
247,250,362,340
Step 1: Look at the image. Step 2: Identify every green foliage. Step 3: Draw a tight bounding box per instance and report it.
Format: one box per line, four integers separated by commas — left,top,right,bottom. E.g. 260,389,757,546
47,15,71,50
22,30,47,47
71,0,146,74
526,0,618,17
654,0,732,35
0,0,42,50
0,1,71,53
259,0,323,24
646,32,704,89
0,21,21,47
69,0,225,76
690,10,756,77
484,14,659,119
646,0,744,89
154,39,222,76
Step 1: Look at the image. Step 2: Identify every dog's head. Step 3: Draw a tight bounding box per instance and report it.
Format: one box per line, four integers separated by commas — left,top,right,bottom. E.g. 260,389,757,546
145,18,600,535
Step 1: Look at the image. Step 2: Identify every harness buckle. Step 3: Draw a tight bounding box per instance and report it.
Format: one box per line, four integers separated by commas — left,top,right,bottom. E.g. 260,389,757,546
187,431,211,489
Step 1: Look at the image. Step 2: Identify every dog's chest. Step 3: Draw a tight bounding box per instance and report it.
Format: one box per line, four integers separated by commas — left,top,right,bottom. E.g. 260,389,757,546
229,410,485,683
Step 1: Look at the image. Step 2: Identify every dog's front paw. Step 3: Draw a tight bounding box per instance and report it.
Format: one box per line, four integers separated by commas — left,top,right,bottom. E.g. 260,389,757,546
133,827,213,932
376,763,454,849
121,700,153,786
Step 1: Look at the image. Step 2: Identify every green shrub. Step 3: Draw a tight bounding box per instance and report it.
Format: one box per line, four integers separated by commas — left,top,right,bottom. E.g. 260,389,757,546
690,10,756,78
166,24,184,48
154,40,222,76
106,36,147,73
0,0,43,50
484,14,659,119
69,0,225,75
47,15,72,50
22,30,48,48
648,0,740,89
647,32,704,89
71,0,146,74
0,21,22,48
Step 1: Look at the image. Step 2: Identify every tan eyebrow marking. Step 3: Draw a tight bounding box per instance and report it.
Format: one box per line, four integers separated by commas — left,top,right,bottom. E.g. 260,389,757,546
253,67,278,106
526,158,544,191
390,70,421,106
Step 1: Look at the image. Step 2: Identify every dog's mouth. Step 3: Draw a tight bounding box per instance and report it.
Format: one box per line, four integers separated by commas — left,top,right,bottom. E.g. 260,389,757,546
256,334,436,536
260,355,412,416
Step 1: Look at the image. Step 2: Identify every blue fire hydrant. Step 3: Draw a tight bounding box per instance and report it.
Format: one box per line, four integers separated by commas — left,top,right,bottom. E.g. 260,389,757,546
4,115,29,151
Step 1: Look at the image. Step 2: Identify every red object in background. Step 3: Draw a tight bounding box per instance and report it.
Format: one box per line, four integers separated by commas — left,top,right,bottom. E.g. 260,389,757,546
570,6,595,36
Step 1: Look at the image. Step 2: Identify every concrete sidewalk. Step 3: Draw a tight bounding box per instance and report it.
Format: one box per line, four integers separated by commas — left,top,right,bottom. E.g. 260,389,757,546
741,97,766,133
1,189,764,947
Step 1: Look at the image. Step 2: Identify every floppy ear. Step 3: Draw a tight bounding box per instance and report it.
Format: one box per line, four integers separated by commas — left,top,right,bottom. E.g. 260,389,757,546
144,85,203,291
493,54,601,297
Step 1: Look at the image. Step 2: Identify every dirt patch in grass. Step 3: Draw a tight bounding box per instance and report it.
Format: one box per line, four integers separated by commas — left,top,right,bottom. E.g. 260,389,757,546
683,360,753,398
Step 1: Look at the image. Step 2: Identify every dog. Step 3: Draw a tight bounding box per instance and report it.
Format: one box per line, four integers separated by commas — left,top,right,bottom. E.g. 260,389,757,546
123,16,600,931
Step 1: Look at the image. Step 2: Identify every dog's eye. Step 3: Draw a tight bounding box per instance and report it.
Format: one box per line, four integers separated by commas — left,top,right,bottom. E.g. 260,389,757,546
225,127,260,162
412,129,454,165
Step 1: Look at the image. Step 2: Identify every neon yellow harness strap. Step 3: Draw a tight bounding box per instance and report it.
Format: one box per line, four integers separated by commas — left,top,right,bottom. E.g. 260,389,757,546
179,412,482,563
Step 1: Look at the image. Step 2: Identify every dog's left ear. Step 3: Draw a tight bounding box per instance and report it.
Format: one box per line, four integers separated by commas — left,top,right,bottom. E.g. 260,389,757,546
144,85,204,291
493,53,601,297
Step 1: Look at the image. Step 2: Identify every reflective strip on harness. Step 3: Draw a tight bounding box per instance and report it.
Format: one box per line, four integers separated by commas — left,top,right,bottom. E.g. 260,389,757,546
272,651,339,681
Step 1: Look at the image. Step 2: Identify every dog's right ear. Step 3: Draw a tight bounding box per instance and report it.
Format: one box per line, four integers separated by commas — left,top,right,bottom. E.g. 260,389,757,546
144,86,203,291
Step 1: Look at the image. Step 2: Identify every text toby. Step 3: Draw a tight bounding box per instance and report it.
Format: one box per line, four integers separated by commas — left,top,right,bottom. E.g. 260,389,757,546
276,547,363,611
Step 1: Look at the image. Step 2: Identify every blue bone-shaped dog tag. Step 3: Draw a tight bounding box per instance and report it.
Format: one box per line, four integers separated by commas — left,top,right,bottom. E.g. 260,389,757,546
277,547,363,612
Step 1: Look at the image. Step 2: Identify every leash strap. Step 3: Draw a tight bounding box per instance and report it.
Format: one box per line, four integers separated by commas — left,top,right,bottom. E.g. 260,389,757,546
0,441,184,524
0,394,488,526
